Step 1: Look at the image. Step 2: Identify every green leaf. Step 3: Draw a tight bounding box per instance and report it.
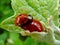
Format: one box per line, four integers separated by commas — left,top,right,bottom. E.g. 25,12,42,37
0,41,4,45
0,15,24,32
0,0,59,32
24,37,53,45
0,0,13,22
6,32,23,45
0,31,8,41
24,37,37,45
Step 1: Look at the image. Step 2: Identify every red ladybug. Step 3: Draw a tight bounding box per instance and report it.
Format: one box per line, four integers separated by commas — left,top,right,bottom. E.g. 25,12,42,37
15,14,43,32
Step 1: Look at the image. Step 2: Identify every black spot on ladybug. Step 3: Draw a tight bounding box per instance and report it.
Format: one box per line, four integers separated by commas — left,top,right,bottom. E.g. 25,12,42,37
28,27,30,30
24,18,27,20
34,25,36,28
34,30,37,31
21,21,24,23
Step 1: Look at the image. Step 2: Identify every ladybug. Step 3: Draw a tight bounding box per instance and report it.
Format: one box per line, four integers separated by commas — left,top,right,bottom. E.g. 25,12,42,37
15,14,43,32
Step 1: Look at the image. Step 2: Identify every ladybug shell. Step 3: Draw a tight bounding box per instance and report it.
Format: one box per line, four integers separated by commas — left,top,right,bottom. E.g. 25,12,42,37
22,20,43,32
15,14,43,32
15,14,29,26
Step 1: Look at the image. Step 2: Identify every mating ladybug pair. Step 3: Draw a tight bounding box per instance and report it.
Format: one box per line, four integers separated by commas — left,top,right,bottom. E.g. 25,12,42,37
15,14,43,32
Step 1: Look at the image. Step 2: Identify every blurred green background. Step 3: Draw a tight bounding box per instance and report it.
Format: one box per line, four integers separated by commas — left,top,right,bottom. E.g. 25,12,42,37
0,0,59,45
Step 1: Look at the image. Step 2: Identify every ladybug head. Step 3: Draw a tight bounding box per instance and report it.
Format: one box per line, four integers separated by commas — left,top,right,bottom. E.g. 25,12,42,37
15,14,33,26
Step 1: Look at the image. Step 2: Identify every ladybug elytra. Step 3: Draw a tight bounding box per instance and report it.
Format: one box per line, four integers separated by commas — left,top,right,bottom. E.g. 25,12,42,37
15,14,43,32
